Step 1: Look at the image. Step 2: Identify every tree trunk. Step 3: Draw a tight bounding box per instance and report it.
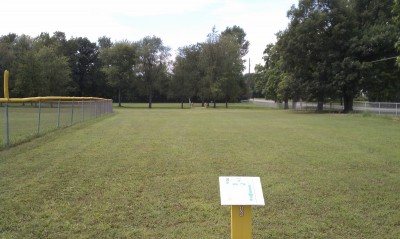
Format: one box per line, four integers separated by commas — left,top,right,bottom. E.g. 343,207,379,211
213,101,216,108
317,101,323,112
225,99,228,109
118,88,122,107
284,99,289,109
148,94,152,109
343,93,354,113
316,95,324,112
181,100,184,109
292,100,297,110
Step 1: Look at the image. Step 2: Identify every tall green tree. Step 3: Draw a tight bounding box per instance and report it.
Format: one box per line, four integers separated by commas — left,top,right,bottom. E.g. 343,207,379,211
253,64,267,98
0,34,17,96
0,34,16,73
170,44,202,108
98,36,113,49
2,32,110,99
257,41,300,108
12,35,42,97
275,0,399,112
96,36,114,99
135,36,170,108
35,46,71,96
257,43,281,102
396,0,400,66
349,0,400,102
100,41,136,107
281,0,342,111
13,36,71,97
199,26,247,108
221,25,250,57
217,34,245,107
14,50,41,97
200,27,223,107
66,37,100,96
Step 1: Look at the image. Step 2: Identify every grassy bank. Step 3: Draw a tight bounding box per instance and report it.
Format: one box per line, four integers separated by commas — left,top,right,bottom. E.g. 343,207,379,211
1,104,399,238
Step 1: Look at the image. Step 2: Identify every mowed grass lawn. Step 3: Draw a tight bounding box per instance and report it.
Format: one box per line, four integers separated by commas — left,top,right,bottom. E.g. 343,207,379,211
0,103,399,238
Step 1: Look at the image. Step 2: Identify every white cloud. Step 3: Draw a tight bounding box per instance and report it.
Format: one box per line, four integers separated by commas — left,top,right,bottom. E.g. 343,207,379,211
108,0,218,17
210,0,294,70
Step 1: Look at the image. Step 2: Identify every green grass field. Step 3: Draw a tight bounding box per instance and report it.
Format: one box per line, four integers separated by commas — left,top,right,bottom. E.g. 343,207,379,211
0,103,399,238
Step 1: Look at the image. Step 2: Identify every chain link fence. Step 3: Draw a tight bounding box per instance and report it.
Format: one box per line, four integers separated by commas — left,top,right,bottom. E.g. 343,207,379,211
0,100,113,147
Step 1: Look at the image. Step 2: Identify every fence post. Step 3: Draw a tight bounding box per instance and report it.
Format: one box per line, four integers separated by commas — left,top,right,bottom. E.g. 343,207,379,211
379,102,381,115
57,100,61,128
5,103,9,146
95,101,97,118
71,100,74,125
89,100,92,119
37,101,41,135
82,100,84,122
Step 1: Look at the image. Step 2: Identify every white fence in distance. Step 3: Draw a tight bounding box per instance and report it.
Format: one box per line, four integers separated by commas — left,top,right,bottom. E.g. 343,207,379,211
246,99,399,116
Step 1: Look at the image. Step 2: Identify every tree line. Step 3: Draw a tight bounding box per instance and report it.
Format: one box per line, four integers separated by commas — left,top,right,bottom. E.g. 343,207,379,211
0,26,249,108
253,0,400,112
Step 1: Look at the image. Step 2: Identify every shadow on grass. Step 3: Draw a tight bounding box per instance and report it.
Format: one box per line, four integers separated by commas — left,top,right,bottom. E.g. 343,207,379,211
114,103,274,110
0,113,115,151
289,109,343,115
115,103,192,110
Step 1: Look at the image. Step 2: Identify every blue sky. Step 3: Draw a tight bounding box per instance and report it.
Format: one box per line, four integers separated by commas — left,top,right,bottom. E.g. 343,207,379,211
2,0,297,71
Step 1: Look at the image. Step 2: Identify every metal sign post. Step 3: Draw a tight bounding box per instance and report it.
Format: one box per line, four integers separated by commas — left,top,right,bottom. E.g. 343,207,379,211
231,205,252,238
219,176,265,239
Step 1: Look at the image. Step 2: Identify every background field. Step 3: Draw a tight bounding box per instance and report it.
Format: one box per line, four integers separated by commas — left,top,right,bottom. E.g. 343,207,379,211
0,103,399,238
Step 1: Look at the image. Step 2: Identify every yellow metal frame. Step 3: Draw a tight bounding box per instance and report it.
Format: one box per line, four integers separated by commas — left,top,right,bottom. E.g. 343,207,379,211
1,70,111,103
4,70,9,99
0,96,111,103
231,205,252,239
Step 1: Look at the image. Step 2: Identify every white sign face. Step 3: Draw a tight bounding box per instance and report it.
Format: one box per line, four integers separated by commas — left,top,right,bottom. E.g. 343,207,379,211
219,176,265,206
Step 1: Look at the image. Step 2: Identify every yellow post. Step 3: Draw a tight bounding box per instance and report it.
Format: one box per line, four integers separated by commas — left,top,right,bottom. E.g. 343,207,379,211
4,70,9,99
231,205,252,239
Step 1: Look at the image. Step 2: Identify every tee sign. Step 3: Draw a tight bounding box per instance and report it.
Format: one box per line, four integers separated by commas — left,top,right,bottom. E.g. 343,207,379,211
219,176,265,206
